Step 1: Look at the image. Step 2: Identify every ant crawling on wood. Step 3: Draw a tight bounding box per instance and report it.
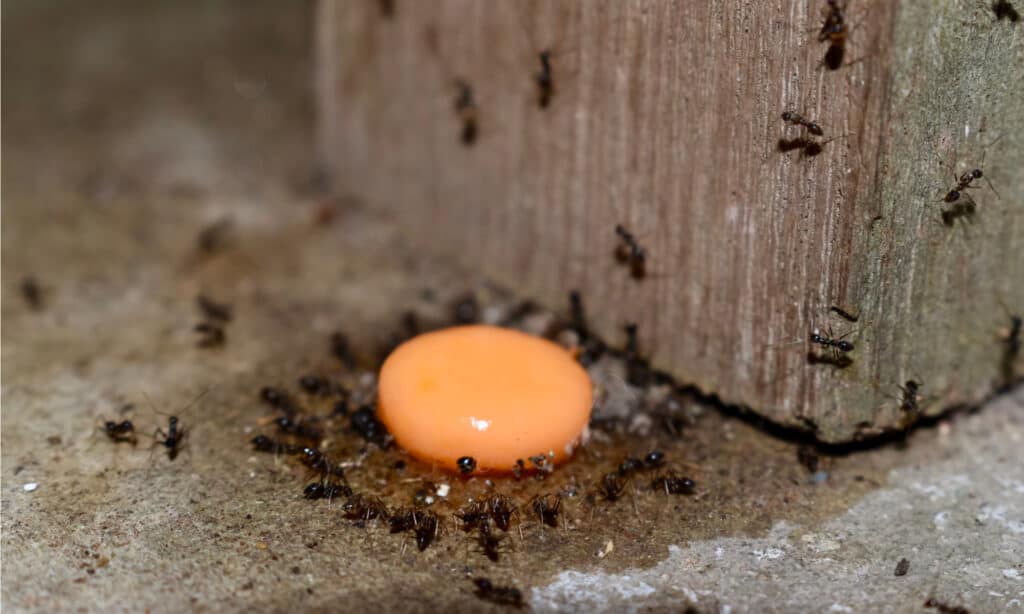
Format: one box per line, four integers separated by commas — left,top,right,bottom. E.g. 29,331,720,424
781,111,824,137
817,0,852,70
898,379,923,413
454,79,478,146
614,224,647,280
535,50,554,108
806,326,855,367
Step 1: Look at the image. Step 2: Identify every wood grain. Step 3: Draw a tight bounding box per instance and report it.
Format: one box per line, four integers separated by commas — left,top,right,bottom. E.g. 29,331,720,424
317,0,1024,442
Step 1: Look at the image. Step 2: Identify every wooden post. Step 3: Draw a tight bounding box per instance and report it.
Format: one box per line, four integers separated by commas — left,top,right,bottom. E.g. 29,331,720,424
316,0,1024,442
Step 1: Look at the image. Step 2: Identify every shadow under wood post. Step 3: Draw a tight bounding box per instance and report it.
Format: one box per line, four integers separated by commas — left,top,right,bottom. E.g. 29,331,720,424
316,0,1024,443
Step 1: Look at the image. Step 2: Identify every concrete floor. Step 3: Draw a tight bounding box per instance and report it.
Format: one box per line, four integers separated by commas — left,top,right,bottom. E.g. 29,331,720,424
2,2,1022,612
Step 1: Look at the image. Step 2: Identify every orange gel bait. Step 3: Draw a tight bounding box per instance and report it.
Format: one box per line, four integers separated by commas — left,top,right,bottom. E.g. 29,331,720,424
378,325,592,473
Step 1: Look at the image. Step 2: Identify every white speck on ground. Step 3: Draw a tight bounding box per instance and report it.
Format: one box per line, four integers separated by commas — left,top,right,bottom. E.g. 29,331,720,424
22,483,38,492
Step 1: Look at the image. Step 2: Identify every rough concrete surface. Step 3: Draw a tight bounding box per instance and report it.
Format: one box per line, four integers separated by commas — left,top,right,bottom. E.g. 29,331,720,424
2,2,1022,613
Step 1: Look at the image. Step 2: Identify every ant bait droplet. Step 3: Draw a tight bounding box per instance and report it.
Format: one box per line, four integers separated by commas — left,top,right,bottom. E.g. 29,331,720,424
378,325,592,473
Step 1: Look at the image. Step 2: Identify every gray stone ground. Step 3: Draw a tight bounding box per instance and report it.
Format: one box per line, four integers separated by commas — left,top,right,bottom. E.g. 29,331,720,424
2,2,1022,613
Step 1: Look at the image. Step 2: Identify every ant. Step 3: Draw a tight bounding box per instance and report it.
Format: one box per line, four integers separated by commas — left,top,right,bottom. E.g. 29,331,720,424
808,326,854,365
350,405,390,447
329,331,357,370
298,447,345,478
512,458,526,479
943,168,987,204
597,471,627,502
530,494,562,528
298,375,337,397
618,451,666,476
796,445,821,473
454,79,478,146
196,294,232,322
153,416,186,460
472,578,524,608
193,322,225,348
781,111,824,137
777,136,828,158
457,456,477,475
817,0,850,70
483,495,517,531
898,380,922,413
456,501,490,532
614,224,647,280
990,0,1020,22
342,494,389,523
100,419,137,445
414,511,439,551
535,50,554,108
651,473,696,495
20,276,43,310
303,478,352,501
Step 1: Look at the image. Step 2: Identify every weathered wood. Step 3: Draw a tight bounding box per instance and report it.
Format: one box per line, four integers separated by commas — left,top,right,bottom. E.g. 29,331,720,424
317,0,1024,442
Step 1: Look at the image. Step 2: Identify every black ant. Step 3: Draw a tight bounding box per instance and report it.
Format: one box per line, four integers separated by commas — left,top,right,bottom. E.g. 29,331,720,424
943,168,987,204
530,494,562,528
808,327,854,366
303,478,351,501
535,50,554,108
830,305,859,322
898,380,922,413
251,435,299,455
350,405,390,447
614,224,647,280
414,510,439,550
651,473,696,495
457,456,477,475
455,501,490,532
259,386,299,417
817,0,850,70
196,294,232,322
454,79,478,146
153,416,186,460
781,111,824,137
193,322,225,348
342,494,389,523
597,471,627,502
472,577,524,608
777,136,827,158
388,507,418,533
20,276,43,310
990,0,1020,22
329,331,357,370
100,419,137,445
299,447,345,478
484,495,516,531
618,450,665,476
512,458,526,479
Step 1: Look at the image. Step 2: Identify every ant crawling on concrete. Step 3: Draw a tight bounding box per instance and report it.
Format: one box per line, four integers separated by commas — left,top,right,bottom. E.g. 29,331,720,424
303,478,352,501
472,577,524,608
454,79,478,146
614,224,647,280
597,471,628,502
250,434,300,455
651,473,696,495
